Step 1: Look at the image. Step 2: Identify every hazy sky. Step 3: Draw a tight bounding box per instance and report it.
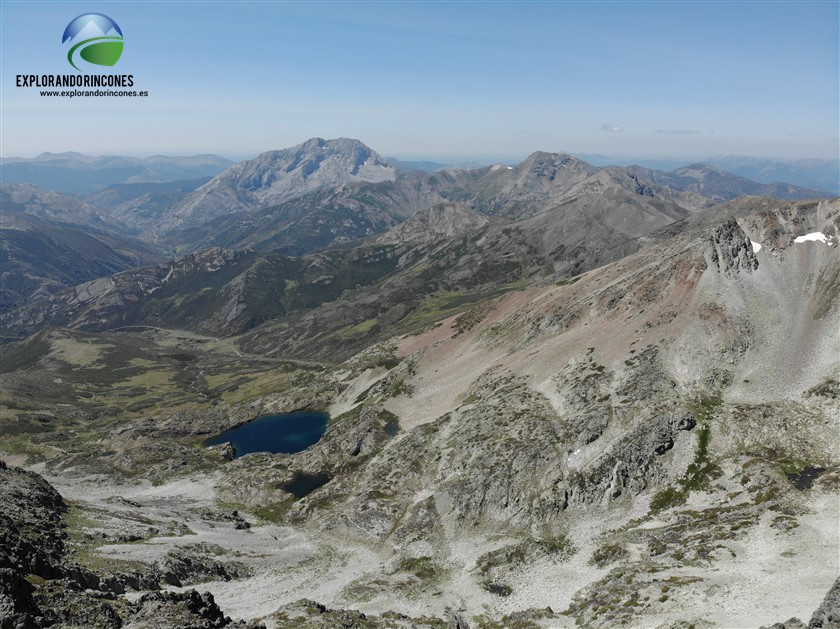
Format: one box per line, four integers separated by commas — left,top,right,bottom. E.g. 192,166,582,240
1,1,838,161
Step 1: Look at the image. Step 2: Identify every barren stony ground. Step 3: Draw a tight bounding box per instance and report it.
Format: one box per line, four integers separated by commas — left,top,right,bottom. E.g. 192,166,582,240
22,462,836,628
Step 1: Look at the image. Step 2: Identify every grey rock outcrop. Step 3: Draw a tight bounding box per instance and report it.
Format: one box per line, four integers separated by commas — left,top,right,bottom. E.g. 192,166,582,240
809,576,840,628
0,568,38,629
447,612,470,629
126,590,258,629
704,218,758,275
161,545,252,586
267,598,448,628
0,462,67,579
761,620,808,629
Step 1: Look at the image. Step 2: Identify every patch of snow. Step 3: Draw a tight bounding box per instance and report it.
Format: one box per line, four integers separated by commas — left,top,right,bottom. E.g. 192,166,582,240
751,240,762,253
793,232,831,245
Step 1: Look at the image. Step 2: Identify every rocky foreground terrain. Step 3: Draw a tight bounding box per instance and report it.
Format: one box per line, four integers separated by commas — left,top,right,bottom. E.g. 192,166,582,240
1,194,838,628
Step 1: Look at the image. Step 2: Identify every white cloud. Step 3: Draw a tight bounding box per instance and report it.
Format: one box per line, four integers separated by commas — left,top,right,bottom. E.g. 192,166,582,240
600,123,625,133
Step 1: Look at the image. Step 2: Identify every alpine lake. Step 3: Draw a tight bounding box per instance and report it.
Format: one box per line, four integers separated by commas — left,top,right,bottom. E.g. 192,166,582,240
204,411,329,458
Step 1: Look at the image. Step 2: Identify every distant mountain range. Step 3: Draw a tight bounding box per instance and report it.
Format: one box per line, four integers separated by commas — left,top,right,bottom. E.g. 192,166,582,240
703,155,839,195
118,139,825,251
574,154,839,195
0,152,233,194
0,137,832,318
388,154,839,196
2,148,834,199
0,183,160,311
386,157,486,173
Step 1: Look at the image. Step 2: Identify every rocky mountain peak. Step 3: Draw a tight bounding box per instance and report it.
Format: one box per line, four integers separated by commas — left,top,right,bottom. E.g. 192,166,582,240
245,137,393,180
520,149,595,170
704,217,759,275
513,151,599,192
158,138,396,232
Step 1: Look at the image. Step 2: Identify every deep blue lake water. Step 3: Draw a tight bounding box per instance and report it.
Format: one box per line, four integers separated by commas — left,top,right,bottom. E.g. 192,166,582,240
204,411,329,457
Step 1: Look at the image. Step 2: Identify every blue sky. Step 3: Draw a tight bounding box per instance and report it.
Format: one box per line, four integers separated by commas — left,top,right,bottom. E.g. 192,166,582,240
1,1,838,161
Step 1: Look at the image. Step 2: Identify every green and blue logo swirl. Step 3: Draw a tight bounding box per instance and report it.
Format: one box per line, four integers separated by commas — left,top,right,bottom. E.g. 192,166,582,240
62,13,123,72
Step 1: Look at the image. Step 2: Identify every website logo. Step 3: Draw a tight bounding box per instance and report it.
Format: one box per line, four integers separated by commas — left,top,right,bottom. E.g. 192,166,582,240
62,13,123,72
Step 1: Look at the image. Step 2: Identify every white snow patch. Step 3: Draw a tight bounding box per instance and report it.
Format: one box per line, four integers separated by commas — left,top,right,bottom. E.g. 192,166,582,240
506,166,513,170
793,232,832,245
751,240,762,253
